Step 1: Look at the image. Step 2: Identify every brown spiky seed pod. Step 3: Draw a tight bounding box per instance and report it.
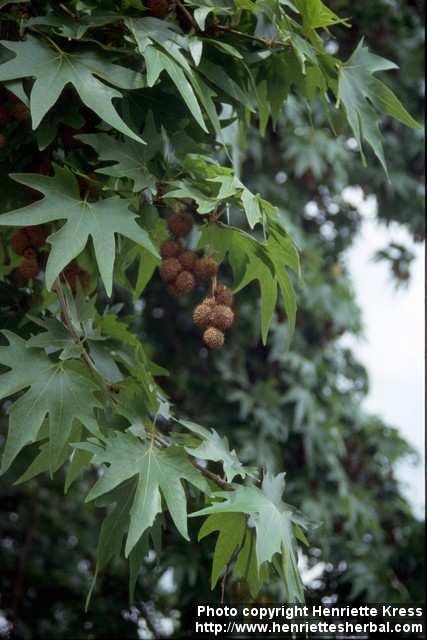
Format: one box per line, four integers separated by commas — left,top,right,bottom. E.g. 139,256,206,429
19,258,39,280
147,0,170,17
202,296,216,307
215,283,234,307
178,250,197,271
211,304,235,331
174,270,196,295
203,326,225,349
10,229,30,256
193,303,213,328
159,257,182,283
25,225,48,248
160,239,182,259
167,212,193,238
194,256,218,280
10,102,30,122
23,247,37,260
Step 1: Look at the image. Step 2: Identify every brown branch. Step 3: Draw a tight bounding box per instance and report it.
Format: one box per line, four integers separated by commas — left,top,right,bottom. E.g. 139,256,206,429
175,0,198,32
191,459,232,490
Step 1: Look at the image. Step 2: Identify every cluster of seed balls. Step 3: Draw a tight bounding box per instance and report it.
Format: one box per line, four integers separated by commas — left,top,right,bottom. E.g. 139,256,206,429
10,226,90,292
159,212,235,349
192,285,235,350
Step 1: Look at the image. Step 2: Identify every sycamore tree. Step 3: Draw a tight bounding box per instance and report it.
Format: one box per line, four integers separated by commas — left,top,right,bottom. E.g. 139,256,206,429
0,0,422,631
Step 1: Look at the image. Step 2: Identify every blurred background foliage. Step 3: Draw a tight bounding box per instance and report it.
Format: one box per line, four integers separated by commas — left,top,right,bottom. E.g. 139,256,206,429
0,0,424,638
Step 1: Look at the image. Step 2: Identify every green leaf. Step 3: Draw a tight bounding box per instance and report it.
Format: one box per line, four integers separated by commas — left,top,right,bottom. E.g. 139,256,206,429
0,166,159,295
0,36,144,141
294,0,349,29
84,432,209,556
0,332,100,474
338,40,421,173
27,12,121,40
191,473,306,602
179,419,257,483
198,512,246,588
64,448,93,493
144,46,208,132
233,527,268,597
241,189,262,229
78,113,160,193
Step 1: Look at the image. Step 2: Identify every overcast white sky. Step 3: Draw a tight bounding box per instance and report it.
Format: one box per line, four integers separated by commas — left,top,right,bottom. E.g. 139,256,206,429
340,190,425,518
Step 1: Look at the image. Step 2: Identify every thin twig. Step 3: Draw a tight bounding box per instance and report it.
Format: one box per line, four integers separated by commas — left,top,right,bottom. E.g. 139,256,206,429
59,2,78,20
216,24,289,49
191,459,232,490
53,280,100,379
175,0,198,32
154,427,232,490
220,561,230,604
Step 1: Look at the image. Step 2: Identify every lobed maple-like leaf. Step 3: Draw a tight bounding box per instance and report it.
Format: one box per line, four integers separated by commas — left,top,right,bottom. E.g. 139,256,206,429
0,166,159,295
192,473,306,602
0,332,101,474
77,132,157,194
81,431,209,556
338,41,421,173
179,419,257,483
0,36,144,141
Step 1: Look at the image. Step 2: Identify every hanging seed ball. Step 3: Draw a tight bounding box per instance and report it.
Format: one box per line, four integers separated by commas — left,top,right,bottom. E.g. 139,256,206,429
202,296,216,307
159,257,182,283
147,0,170,17
25,225,48,248
211,304,235,331
174,270,196,295
194,256,218,281
193,302,214,328
160,239,182,259
167,212,193,238
215,283,234,307
203,326,225,350
23,247,37,260
178,250,197,271
10,102,30,122
0,133,6,149
19,257,39,280
10,229,30,256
